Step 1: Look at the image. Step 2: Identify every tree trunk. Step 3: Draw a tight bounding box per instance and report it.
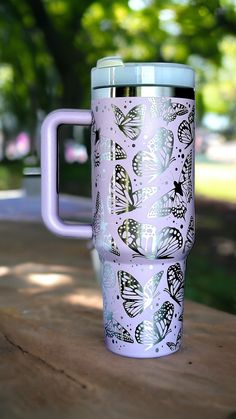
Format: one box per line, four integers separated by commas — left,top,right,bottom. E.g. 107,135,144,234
25,0,88,109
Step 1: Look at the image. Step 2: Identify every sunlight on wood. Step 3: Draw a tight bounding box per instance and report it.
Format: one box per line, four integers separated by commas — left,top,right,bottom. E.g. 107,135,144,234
63,292,102,309
27,273,72,287
0,266,10,277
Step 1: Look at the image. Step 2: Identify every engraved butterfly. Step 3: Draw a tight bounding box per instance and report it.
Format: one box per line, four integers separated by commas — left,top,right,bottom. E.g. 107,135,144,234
105,312,134,343
165,263,184,306
112,104,146,140
149,98,188,123
148,151,193,219
102,263,116,288
166,327,183,351
118,218,183,259
93,192,102,241
135,301,174,350
178,313,183,321
132,127,175,183
94,137,127,167
183,216,195,254
178,105,195,148
93,192,120,256
103,234,120,256
118,270,163,317
91,113,100,144
109,164,157,215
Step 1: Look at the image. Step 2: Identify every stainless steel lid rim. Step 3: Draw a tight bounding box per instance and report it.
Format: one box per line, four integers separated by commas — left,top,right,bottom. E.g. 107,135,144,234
92,85,194,99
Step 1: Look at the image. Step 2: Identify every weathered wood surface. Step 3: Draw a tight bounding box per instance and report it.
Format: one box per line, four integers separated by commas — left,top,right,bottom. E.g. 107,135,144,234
0,221,236,419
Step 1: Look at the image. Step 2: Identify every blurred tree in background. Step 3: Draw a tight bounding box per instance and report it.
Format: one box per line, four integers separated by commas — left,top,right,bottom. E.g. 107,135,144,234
0,0,236,149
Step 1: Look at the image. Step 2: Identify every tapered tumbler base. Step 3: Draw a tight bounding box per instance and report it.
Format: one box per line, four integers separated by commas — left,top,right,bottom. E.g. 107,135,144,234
101,259,186,359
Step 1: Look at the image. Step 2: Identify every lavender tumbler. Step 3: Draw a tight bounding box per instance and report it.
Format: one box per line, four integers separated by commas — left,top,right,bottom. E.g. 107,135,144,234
41,56,195,358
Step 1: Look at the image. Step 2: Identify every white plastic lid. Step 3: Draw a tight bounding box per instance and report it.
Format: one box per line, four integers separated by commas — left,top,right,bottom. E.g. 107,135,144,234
92,56,195,89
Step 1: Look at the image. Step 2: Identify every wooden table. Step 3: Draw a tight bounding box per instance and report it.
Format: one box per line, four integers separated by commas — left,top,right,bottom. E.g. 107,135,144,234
0,221,235,419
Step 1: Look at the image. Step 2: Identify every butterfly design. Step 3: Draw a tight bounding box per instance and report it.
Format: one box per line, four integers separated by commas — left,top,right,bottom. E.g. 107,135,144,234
149,98,188,123
94,137,127,167
166,327,183,351
91,113,100,144
93,192,102,240
118,219,183,259
183,216,195,254
93,192,120,256
188,105,195,124
132,127,175,183
105,313,134,343
178,313,183,321
103,234,120,256
148,151,193,219
135,301,174,350
178,105,195,149
118,270,163,317
109,164,157,215
165,263,184,306
102,291,108,314
102,263,116,288
112,104,146,140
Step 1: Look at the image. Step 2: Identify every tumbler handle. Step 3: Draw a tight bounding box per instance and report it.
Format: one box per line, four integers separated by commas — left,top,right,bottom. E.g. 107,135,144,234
41,109,93,239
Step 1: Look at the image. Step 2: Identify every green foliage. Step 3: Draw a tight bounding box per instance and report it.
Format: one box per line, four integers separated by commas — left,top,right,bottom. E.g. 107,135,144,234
187,250,236,313
59,162,91,197
0,0,236,135
0,161,23,190
186,198,236,314
202,36,236,116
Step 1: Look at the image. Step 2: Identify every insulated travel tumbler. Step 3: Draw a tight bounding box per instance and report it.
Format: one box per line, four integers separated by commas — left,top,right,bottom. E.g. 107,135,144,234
41,56,195,358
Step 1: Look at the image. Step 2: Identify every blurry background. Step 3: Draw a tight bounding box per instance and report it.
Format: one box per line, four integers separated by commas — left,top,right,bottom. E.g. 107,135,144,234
0,0,235,313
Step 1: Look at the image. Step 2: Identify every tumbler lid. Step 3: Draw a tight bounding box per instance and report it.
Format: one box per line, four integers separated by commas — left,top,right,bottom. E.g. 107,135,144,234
92,56,195,89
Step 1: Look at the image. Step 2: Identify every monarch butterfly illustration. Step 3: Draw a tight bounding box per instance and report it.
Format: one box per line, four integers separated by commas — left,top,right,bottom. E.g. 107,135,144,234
112,104,146,140
149,98,188,122
188,106,195,124
93,192,120,256
178,105,195,148
183,216,195,254
102,263,116,288
105,313,134,343
135,301,174,350
132,127,175,182
103,234,120,256
109,164,157,215
91,113,101,145
148,151,193,219
118,218,183,259
93,192,102,241
94,137,127,167
178,313,183,322
165,263,184,306
166,327,183,351
118,270,163,317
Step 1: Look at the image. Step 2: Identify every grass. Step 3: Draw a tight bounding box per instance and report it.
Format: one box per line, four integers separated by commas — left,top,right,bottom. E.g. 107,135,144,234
195,161,236,202
0,162,23,190
186,251,236,314
59,162,91,197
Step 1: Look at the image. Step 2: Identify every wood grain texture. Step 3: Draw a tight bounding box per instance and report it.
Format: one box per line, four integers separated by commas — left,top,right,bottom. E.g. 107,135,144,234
0,221,235,419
